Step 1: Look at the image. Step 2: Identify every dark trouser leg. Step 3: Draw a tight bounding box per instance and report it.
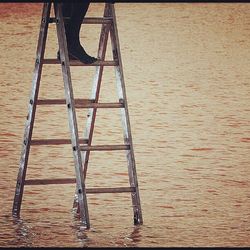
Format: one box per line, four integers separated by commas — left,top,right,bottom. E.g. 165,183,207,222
68,1,90,48
62,2,72,45
60,1,97,64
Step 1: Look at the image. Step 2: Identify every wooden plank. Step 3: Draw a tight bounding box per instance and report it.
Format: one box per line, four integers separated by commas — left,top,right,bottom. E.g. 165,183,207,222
25,178,76,185
31,138,88,146
37,99,123,108
43,59,118,66
24,179,135,193
37,98,94,105
49,17,112,24
83,17,112,24
80,144,130,151
76,102,124,109
87,187,135,194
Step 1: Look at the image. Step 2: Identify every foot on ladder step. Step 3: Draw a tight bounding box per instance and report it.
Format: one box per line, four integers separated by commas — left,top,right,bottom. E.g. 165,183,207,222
57,45,98,64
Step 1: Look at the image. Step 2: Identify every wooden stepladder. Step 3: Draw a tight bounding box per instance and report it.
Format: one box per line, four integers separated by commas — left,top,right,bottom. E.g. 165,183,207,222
12,1,143,229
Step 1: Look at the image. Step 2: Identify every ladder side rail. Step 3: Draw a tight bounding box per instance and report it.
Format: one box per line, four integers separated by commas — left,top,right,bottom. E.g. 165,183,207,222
82,3,112,179
109,4,143,225
54,2,90,229
12,3,51,217
73,2,112,209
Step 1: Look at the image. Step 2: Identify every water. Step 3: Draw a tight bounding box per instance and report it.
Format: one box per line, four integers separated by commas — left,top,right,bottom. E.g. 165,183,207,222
0,2,249,247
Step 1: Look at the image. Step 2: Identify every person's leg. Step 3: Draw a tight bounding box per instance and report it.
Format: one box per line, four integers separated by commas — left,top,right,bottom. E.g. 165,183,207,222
61,1,97,64
68,1,90,48
62,2,72,46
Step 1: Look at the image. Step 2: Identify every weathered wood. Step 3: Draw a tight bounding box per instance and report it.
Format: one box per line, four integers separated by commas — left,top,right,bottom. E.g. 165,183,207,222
109,4,143,225
73,3,113,209
80,144,130,151
25,178,76,185
49,17,112,24
77,102,124,108
37,98,94,105
12,2,51,218
13,2,143,228
37,99,124,108
24,179,135,193
54,2,90,228
31,138,88,145
87,187,135,194
82,3,112,176
43,59,118,66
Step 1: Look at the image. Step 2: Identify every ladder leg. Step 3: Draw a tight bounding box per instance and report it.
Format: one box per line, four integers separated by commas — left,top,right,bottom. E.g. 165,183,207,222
54,2,90,229
109,3,143,225
12,2,51,217
73,3,111,209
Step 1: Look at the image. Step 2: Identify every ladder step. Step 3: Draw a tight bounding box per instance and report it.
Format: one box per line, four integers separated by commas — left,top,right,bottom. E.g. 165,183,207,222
80,144,130,151
43,59,118,66
89,187,135,194
37,99,124,108
49,17,112,24
83,17,113,24
31,138,88,146
25,178,76,185
77,102,124,109
37,98,93,106
24,179,135,193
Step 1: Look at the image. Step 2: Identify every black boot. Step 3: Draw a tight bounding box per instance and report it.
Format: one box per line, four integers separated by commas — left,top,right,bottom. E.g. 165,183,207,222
58,1,97,64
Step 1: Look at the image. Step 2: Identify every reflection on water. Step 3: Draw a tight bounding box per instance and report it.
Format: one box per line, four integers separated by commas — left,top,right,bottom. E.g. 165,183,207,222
11,217,35,247
0,2,250,247
125,226,142,245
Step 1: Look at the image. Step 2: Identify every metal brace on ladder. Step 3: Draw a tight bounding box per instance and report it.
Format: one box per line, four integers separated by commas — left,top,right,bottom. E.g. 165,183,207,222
12,1,143,228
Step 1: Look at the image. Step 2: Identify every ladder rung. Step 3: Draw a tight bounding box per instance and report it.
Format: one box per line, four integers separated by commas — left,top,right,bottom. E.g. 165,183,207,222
77,102,124,109
83,17,113,24
31,139,88,146
49,17,112,24
37,99,124,108
25,178,76,185
24,179,135,193
37,98,94,106
80,144,130,151
87,187,136,194
43,59,118,66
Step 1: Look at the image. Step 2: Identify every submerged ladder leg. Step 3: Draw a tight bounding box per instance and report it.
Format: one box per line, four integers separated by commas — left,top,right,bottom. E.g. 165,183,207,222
109,4,143,225
12,2,51,217
54,2,90,228
73,3,111,209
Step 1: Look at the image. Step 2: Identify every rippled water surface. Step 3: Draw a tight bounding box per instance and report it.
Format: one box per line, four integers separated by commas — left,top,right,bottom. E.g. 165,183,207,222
0,2,250,247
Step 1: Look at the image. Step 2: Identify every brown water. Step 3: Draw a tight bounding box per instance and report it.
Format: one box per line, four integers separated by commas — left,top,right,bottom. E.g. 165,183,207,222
0,2,250,247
